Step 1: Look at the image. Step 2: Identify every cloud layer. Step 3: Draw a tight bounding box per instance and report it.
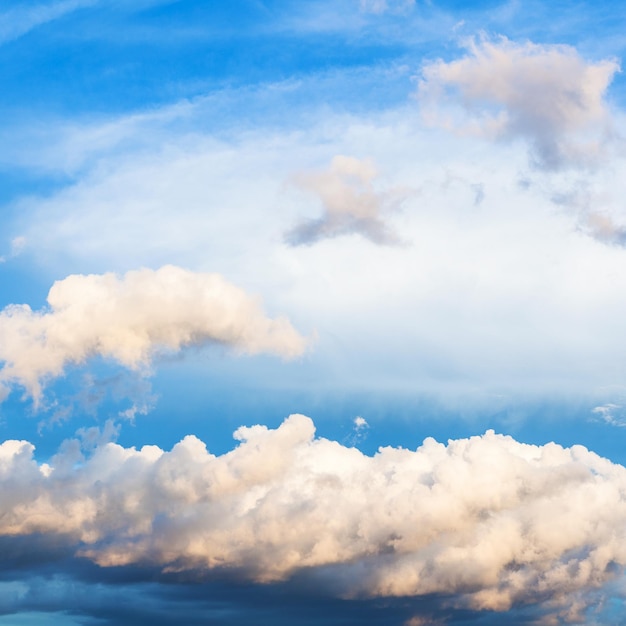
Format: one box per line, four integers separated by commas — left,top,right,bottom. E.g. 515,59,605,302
2,414,626,621
0,266,307,402
418,37,619,169
285,155,406,245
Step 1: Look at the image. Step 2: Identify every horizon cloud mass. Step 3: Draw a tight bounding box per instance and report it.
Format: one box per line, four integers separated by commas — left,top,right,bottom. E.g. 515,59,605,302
0,414,624,623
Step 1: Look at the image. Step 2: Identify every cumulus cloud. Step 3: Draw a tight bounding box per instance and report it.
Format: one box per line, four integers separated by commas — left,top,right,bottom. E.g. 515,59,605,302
284,156,407,246
0,265,308,403
2,414,626,620
418,36,619,169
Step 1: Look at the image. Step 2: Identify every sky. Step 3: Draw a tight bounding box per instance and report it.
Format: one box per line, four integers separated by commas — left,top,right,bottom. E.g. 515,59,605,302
3,0,626,623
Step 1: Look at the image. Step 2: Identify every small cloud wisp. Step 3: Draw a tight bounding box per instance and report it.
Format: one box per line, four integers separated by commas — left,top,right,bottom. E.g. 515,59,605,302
285,155,407,246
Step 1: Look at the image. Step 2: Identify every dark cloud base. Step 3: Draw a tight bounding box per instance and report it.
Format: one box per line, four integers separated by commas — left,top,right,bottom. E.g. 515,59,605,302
0,536,568,626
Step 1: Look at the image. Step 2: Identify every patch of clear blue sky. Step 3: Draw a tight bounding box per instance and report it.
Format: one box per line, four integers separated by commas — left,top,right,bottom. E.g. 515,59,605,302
0,0,409,116
4,351,624,471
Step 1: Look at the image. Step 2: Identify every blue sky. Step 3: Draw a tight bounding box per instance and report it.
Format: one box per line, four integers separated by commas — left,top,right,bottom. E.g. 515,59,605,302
3,0,626,624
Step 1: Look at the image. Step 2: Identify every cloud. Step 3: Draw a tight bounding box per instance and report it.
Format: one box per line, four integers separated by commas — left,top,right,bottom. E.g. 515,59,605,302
11,71,626,401
359,0,415,15
549,184,626,248
0,265,308,403
418,36,619,169
1,414,626,620
584,211,626,247
0,236,27,264
346,415,370,445
284,156,407,246
0,0,98,45
353,415,368,429
591,403,626,427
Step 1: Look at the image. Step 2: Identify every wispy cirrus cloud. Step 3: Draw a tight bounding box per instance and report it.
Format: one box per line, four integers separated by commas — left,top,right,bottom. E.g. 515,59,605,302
592,403,626,427
0,0,98,45
359,0,415,15
0,266,308,404
1,414,626,622
418,36,620,170
0,236,26,264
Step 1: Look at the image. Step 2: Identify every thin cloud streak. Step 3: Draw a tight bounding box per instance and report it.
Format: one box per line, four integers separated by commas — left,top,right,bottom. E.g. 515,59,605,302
0,0,98,45
359,0,415,15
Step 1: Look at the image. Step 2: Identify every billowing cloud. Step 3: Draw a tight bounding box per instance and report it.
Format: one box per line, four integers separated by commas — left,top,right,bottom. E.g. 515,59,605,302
284,155,406,246
418,37,619,169
0,265,308,403
2,414,626,621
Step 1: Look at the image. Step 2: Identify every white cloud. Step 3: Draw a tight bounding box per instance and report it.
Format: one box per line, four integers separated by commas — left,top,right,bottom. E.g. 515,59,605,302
1,414,626,619
0,265,308,403
354,415,368,429
0,236,27,265
285,155,407,246
418,36,619,169
10,79,626,401
591,403,626,427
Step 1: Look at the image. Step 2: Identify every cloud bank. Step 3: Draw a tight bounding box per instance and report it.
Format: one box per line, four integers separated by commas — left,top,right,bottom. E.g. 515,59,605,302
285,155,406,246
0,265,307,403
1,414,626,620
418,37,619,169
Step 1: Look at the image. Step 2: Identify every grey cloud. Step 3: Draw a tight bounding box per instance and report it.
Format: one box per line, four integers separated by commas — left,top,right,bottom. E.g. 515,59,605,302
551,186,626,248
0,556,505,626
285,156,407,246
584,211,626,247
418,36,619,170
